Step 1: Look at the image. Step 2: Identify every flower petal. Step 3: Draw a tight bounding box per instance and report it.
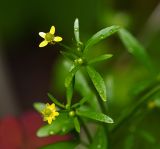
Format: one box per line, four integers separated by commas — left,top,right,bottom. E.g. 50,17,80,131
54,112,59,116
47,117,53,124
39,40,48,47
50,103,56,110
50,26,55,34
54,36,63,42
39,32,46,38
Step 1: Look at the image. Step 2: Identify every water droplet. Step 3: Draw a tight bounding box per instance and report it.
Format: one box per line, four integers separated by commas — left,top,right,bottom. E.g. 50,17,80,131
100,35,104,39
62,128,66,132
74,28,78,31
49,130,54,135
97,144,101,148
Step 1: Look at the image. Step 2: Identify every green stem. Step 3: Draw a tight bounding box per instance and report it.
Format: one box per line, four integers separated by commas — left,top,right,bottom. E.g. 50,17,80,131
111,85,160,133
97,96,110,148
79,118,92,144
58,43,73,51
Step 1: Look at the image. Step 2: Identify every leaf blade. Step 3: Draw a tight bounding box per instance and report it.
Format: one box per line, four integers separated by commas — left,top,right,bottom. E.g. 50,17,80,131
33,102,45,113
65,65,81,88
88,54,113,64
37,113,74,137
40,141,78,149
87,66,107,101
89,126,107,149
84,25,120,53
118,28,152,70
76,106,113,124
74,117,80,133
48,93,65,108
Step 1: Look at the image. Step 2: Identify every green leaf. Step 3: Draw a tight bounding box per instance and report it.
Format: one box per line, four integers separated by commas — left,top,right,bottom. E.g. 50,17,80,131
76,106,113,123
33,102,45,113
139,130,156,144
74,117,80,133
65,65,81,88
48,93,65,108
118,28,152,69
60,51,77,61
37,112,74,137
74,18,80,43
84,25,120,53
124,134,134,149
88,54,113,64
66,76,75,108
87,66,107,101
72,94,92,108
89,126,107,149
40,141,78,149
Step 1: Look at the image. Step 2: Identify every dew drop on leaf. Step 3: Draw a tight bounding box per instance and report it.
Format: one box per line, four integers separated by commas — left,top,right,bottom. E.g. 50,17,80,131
49,130,54,135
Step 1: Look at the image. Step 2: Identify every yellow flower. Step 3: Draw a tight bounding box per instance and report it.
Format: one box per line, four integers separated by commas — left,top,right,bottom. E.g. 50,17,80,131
39,26,63,47
41,103,59,124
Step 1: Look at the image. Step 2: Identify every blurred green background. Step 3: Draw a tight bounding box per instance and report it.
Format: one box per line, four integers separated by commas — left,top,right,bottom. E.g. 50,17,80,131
0,0,160,148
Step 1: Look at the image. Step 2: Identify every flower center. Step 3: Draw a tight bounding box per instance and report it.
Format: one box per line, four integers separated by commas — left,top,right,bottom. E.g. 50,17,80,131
45,33,54,41
44,108,52,116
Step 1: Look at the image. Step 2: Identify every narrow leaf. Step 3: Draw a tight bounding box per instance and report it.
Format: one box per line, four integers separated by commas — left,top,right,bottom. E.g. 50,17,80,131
87,66,107,101
76,106,113,123
88,54,113,64
60,51,77,61
40,141,78,149
65,65,81,88
84,25,120,53
89,126,107,149
72,94,93,108
66,76,75,108
33,102,45,113
48,93,65,108
74,117,80,133
124,134,134,149
74,18,80,43
37,113,74,137
118,28,152,70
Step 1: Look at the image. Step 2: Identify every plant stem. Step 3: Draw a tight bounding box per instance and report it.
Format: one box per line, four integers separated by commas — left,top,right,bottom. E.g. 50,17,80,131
111,85,160,133
96,93,110,148
79,117,92,144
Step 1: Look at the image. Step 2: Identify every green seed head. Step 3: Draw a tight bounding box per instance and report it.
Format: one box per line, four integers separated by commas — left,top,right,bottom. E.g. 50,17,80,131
69,111,75,117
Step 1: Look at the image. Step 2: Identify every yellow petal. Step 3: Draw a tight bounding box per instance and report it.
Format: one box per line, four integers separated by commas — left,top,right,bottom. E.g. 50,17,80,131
50,26,55,34
39,40,48,47
50,103,56,110
54,112,59,116
39,32,46,38
47,117,53,124
54,36,63,42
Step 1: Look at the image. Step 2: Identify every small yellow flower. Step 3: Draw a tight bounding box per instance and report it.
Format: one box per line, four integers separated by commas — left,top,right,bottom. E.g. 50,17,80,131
41,103,59,124
39,26,63,47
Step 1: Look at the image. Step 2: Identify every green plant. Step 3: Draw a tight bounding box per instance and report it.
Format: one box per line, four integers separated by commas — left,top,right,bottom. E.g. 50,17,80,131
34,18,160,149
